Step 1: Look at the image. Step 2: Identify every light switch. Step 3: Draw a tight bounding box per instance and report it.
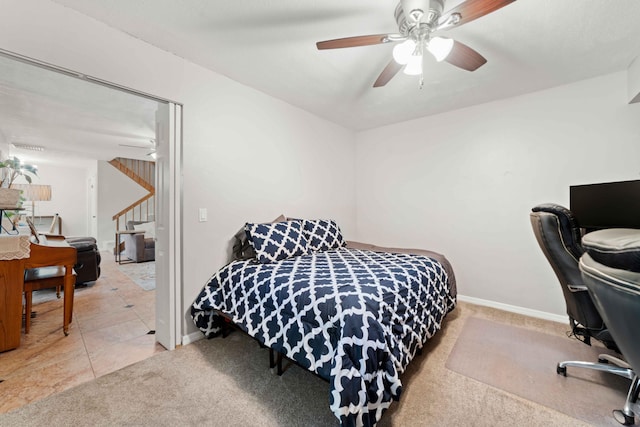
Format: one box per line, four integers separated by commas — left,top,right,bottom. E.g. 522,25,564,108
199,208,207,222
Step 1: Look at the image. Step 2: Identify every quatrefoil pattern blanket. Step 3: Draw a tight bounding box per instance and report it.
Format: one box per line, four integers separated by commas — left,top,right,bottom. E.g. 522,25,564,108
191,248,456,427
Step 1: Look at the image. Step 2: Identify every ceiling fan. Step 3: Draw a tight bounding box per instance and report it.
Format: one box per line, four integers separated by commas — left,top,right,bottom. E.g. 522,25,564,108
316,0,516,88
118,139,155,149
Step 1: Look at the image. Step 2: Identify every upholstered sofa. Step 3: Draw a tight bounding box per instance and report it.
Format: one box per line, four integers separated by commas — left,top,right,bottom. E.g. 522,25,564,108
121,220,155,263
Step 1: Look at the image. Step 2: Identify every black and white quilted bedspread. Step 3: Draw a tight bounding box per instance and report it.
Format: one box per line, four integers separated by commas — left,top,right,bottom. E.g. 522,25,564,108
191,248,456,427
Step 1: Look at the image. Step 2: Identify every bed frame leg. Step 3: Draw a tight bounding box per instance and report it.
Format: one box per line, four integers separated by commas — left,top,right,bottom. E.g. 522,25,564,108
220,318,234,338
269,348,284,375
276,352,283,376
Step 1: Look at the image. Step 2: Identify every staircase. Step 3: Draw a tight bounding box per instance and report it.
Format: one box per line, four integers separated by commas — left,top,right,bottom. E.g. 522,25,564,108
109,157,155,231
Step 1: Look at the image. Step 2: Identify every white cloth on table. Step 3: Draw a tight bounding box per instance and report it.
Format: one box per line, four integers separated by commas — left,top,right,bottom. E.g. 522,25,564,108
0,233,31,260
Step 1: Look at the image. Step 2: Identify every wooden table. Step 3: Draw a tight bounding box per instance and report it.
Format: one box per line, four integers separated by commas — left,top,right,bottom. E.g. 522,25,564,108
0,232,30,352
0,233,77,352
0,258,26,352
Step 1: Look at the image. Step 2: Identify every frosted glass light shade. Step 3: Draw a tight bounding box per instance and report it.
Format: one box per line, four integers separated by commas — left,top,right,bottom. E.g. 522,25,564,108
392,40,416,65
403,54,423,75
427,37,454,62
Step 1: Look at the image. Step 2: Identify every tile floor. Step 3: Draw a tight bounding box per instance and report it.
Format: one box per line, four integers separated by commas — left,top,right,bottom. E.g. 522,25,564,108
0,252,165,414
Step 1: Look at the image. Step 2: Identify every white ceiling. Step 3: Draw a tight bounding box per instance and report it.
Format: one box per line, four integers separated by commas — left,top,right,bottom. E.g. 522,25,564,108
0,54,159,167
1,0,640,167
50,0,640,131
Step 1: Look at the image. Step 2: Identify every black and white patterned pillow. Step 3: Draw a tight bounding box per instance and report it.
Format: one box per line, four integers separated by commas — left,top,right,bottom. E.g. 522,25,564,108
245,221,308,263
303,219,345,252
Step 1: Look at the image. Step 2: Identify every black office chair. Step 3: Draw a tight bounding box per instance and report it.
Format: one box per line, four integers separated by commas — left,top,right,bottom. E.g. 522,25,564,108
580,228,640,425
531,204,618,349
530,204,634,395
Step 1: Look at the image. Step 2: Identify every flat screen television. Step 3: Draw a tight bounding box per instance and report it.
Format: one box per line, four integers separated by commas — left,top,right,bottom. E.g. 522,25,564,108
570,179,640,229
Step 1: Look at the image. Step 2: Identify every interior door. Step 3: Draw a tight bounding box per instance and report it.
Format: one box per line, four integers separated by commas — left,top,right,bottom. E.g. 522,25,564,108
87,173,98,237
154,102,181,350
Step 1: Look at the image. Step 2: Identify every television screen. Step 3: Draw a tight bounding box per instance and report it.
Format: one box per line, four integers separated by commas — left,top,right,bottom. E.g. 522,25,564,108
570,179,640,229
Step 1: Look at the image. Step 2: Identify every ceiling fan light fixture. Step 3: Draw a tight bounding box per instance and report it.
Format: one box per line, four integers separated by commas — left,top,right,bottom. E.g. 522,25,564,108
427,37,454,62
403,54,423,76
316,0,516,88
392,39,416,65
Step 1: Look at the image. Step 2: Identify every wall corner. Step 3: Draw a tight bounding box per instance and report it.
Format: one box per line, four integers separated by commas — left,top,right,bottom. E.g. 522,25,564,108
628,55,640,104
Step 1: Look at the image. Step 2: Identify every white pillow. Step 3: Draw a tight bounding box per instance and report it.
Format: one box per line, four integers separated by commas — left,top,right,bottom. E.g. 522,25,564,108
133,221,156,239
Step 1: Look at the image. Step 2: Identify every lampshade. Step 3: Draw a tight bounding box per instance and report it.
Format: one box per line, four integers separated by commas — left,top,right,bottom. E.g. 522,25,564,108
392,39,417,65
427,37,454,62
11,184,52,202
403,54,423,76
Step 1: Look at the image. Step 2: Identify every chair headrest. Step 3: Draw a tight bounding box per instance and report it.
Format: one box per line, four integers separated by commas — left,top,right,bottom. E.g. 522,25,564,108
532,203,584,259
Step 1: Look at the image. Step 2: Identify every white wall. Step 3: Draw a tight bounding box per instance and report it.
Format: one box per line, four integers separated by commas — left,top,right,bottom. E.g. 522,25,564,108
13,163,90,236
0,0,356,337
180,62,355,335
10,0,629,329
355,72,640,316
96,160,148,251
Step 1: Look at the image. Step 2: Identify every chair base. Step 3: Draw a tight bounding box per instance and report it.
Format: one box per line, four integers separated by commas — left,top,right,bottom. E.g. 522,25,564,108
613,408,635,426
557,356,637,425
616,375,640,426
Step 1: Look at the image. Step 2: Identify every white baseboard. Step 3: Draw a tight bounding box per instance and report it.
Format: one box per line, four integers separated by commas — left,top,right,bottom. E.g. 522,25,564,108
182,331,204,346
457,294,568,324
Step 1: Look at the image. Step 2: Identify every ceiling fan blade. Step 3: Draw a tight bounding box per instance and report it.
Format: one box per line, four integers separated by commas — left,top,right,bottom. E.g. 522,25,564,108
119,143,151,149
373,60,403,88
316,34,393,50
439,0,516,29
445,40,487,71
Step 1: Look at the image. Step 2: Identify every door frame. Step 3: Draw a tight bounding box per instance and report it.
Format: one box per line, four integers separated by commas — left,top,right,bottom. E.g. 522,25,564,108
0,48,184,349
153,102,183,350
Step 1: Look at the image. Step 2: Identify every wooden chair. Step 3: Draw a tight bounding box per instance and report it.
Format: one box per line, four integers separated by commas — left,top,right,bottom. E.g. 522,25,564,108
23,238,77,335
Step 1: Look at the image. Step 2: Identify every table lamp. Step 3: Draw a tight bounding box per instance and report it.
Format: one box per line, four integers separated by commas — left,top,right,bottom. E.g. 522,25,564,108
10,184,52,222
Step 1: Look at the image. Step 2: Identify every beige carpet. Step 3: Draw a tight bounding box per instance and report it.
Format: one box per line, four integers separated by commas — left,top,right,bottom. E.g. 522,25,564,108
0,303,601,426
446,316,629,427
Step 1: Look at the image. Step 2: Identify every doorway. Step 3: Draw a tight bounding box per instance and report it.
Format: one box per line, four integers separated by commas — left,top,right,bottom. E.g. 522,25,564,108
0,49,182,349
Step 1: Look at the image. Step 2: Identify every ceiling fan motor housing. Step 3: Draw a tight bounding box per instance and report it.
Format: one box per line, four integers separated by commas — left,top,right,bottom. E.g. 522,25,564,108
316,0,512,87
396,0,445,34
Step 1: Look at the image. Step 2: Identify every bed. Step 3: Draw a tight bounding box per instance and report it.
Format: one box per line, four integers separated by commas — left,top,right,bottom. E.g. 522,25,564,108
191,219,457,427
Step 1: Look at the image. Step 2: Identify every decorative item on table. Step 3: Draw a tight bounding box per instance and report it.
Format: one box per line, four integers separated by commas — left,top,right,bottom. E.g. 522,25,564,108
0,156,38,207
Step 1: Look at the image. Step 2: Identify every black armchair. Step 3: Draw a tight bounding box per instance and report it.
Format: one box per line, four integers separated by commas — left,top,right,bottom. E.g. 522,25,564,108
65,236,101,284
530,204,617,349
530,204,636,422
580,229,640,425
